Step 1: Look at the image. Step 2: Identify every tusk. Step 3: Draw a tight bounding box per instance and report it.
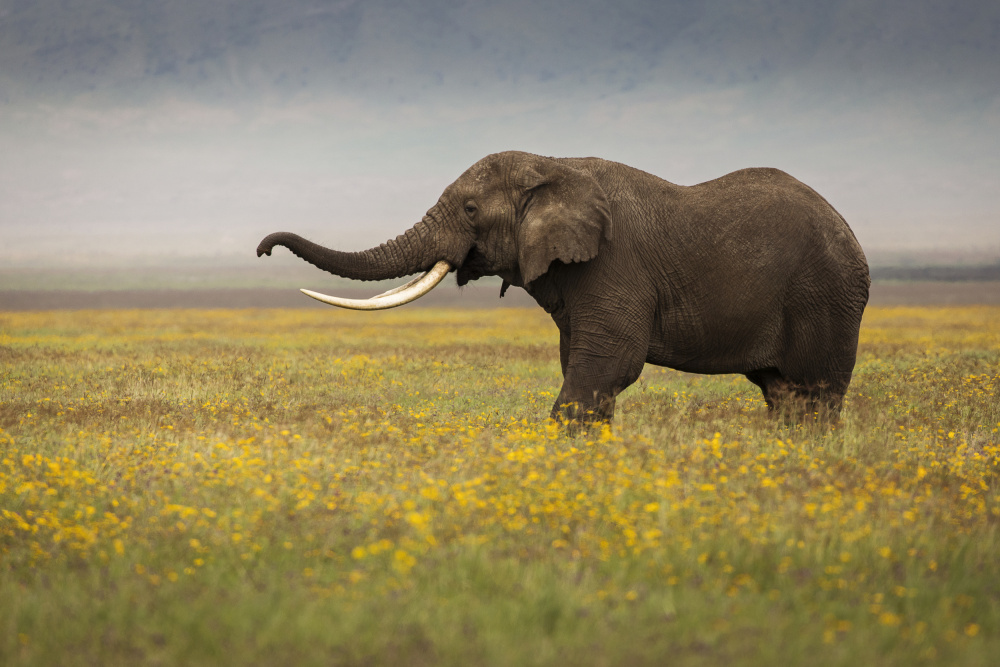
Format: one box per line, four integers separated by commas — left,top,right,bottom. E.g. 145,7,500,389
300,260,452,310
372,272,429,299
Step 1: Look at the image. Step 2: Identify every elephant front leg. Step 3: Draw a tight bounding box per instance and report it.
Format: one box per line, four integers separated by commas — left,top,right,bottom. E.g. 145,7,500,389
550,332,647,424
559,326,571,376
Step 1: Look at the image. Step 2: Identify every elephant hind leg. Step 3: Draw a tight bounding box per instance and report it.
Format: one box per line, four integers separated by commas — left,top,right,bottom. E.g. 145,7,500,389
745,368,846,421
745,367,786,412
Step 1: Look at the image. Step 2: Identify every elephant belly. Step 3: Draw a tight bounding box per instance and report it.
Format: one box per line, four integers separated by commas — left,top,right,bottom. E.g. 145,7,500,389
646,304,783,375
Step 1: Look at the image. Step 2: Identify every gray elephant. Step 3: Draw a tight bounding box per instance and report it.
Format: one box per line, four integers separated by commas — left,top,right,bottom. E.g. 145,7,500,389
258,151,870,422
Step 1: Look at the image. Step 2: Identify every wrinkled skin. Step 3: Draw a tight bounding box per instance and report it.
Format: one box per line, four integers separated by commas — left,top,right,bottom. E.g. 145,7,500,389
258,151,870,422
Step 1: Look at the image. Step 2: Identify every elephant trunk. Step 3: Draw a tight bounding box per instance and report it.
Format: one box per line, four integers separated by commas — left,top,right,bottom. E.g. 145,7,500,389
258,209,473,310
257,216,447,281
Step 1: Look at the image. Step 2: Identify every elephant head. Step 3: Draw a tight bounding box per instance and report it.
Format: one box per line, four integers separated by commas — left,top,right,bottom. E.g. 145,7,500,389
256,151,612,308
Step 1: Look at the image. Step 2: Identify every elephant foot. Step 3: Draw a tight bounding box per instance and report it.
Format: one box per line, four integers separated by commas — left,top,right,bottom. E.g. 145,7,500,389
771,395,844,426
747,369,845,425
550,394,616,426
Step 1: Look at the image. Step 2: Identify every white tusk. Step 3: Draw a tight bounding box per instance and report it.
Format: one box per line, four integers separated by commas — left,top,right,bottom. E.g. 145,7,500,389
372,272,428,299
299,260,452,310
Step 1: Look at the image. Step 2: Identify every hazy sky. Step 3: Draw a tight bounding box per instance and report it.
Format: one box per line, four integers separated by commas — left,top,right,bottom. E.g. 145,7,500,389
1,0,998,267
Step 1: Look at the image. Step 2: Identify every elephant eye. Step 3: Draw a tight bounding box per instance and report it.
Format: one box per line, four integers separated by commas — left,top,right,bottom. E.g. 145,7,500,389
464,202,477,216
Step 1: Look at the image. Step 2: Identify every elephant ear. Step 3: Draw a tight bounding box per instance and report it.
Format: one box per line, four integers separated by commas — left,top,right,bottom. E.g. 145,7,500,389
517,159,612,286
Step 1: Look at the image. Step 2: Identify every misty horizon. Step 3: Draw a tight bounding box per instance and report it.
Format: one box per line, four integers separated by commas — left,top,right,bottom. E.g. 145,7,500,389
2,0,998,268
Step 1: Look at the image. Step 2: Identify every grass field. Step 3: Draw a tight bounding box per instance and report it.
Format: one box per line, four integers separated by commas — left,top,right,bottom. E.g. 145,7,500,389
1,306,998,665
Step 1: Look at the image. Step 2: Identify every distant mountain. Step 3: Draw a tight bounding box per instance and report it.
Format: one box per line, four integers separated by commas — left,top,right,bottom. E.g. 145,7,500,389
870,262,1000,282
2,0,997,105
2,1,998,262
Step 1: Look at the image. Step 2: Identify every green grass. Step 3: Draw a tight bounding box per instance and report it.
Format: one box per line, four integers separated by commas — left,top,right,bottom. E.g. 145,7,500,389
1,306,999,665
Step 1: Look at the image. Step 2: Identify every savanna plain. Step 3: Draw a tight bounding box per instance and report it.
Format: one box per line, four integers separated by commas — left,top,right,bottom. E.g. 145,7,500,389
1,305,998,666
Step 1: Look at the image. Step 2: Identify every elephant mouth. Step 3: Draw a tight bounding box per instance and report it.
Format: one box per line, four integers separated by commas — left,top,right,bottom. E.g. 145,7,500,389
456,245,491,286
299,260,452,310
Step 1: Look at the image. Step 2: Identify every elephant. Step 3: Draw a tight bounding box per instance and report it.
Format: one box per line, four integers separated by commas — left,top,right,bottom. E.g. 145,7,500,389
257,151,870,422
